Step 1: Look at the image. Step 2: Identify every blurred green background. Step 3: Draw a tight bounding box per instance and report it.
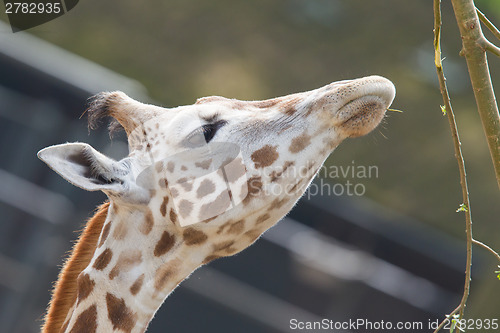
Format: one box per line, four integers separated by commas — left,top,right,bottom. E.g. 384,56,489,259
1,0,499,323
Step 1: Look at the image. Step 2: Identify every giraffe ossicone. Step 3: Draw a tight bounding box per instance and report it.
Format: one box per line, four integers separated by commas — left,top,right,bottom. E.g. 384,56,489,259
38,75,396,333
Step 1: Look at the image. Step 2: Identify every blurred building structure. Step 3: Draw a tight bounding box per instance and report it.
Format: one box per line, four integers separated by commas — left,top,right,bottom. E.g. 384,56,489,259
0,23,468,332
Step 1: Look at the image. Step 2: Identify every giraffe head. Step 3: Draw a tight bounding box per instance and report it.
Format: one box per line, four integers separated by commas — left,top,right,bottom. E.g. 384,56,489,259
38,75,395,332
39,75,394,230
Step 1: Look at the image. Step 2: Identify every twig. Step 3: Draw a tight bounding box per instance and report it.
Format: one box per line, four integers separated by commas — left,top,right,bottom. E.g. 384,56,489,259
472,238,500,262
433,0,474,331
476,8,500,41
483,39,500,57
433,306,460,332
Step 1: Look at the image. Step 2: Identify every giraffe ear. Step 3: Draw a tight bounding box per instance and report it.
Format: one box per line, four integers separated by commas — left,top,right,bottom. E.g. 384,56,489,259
37,143,127,193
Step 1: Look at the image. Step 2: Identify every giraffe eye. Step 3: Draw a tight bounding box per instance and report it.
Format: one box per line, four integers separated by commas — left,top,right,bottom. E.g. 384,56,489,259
184,120,227,147
202,120,227,143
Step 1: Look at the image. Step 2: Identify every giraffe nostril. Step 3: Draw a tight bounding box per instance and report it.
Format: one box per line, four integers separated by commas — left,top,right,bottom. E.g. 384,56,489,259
342,76,396,108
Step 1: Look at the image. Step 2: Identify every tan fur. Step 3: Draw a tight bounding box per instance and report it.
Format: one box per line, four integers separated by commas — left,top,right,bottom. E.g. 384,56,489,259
42,202,110,333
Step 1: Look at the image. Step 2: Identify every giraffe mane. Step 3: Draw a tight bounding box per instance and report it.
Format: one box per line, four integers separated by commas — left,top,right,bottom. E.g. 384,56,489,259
41,202,110,333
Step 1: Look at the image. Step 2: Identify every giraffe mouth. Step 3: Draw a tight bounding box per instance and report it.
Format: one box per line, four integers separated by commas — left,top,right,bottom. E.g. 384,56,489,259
337,95,388,137
333,75,395,138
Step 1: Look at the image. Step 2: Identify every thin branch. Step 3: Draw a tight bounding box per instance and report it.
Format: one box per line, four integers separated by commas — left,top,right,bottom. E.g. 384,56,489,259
476,8,500,41
433,307,460,333
433,0,474,331
434,0,442,70
483,38,500,57
472,238,500,262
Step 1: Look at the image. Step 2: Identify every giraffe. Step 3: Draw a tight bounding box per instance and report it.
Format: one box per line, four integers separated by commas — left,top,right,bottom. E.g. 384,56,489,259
38,75,395,332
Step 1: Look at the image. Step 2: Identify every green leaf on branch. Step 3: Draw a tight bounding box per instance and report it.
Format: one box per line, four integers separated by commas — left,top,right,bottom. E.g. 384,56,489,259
456,203,468,213
440,105,447,116
495,265,500,280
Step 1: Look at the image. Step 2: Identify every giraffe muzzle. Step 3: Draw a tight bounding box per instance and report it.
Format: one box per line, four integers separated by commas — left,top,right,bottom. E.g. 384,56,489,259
334,76,396,138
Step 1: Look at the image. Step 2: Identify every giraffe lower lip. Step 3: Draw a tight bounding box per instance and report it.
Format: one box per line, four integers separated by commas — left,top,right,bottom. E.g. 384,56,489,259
337,96,386,137
339,96,384,122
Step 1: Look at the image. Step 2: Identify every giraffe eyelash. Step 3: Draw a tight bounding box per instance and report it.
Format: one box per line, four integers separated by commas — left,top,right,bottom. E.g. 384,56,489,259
201,120,227,142
183,120,227,147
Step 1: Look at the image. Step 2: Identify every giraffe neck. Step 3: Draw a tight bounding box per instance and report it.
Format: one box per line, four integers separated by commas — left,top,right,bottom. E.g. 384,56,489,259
55,201,206,333
42,202,109,333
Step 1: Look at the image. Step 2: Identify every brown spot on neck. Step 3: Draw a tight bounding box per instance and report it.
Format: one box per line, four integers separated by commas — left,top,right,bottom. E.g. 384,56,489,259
76,273,95,305
130,274,145,295
160,196,169,217
159,178,169,188
183,228,208,245
223,157,246,183
196,179,216,198
167,161,175,173
255,213,270,225
244,228,263,243
178,199,193,218
177,177,193,191
42,202,109,333
243,176,263,205
155,161,164,173
169,208,178,224
106,293,138,333
140,209,155,234
195,159,212,170
198,190,231,221
227,220,245,234
202,255,221,265
109,250,142,280
154,259,181,291
213,240,236,253
170,187,179,198
289,133,312,153
93,248,113,270
98,222,111,248
69,304,97,333
251,145,279,168
154,231,176,256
